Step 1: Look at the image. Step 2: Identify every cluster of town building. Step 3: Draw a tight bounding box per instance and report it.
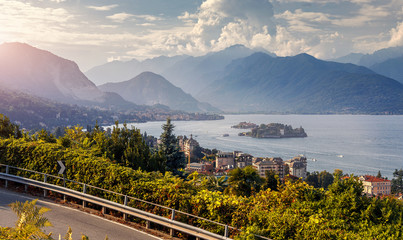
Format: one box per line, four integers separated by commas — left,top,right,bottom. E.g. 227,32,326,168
179,134,393,197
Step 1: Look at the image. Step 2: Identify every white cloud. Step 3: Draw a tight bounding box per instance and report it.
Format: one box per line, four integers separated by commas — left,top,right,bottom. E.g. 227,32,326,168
137,23,156,27
134,15,163,22
272,26,310,56
87,4,118,11
172,0,276,54
0,0,75,43
389,21,403,47
106,12,134,23
275,9,331,33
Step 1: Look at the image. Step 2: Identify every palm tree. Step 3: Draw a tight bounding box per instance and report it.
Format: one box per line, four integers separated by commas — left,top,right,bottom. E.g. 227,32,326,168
8,199,53,239
205,175,227,192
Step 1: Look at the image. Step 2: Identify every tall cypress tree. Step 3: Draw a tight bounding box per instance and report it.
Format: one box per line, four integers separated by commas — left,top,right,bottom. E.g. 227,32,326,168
159,118,185,173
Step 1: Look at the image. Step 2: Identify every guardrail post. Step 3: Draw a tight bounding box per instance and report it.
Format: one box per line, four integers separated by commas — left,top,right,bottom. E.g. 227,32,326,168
170,209,175,237
171,209,175,220
82,184,86,208
224,225,229,238
43,174,47,197
146,221,151,229
123,195,128,221
5,165,9,188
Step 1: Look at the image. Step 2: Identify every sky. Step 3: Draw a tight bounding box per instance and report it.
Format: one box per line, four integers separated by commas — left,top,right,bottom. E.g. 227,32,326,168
1,0,403,71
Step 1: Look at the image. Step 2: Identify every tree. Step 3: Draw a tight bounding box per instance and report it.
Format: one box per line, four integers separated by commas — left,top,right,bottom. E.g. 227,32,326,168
225,166,264,197
0,200,108,240
263,170,279,191
306,171,319,188
158,118,185,173
1,199,53,239
319,170,334,189
376,170,382,179
391,168,403,194
306,170,334,189
333,169,344,179
203,175,227,192
0,114,22,139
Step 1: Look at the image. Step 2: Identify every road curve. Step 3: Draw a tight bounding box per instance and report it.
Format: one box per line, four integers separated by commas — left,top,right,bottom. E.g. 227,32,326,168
0,188,162,240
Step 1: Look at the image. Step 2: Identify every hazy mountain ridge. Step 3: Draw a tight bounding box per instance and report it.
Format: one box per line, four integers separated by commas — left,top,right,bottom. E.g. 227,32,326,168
85,55,189,86
331,46,403,67
0,87,140,130
329,46,403,84
369,55,403,84
86,45,270,95
161,44,265,95
197,52,403,113
358,46,403,67
98,72,220,113
0,42,104,103
328,53,365,65
0,42,183,112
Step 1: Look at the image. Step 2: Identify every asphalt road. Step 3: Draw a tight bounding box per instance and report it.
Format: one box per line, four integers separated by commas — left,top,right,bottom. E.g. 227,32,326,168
0,188,162,240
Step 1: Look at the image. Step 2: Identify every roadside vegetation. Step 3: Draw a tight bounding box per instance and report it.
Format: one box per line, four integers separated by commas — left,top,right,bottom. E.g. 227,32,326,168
1,113,403,239
0,199,104,240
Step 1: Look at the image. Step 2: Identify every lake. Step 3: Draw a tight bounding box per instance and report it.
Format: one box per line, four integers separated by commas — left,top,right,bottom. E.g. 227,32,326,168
118,114,403,179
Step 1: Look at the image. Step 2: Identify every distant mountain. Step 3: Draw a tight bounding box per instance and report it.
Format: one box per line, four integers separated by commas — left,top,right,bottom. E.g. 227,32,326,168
0,86,224,130
0,43,104,102
358,46,403,67
85,55,188,86
329,46,403,67
98,72,220,113
369,56,403,84
162,44,267,95
86,45,274,96
0,42,144,111
0,87,141,130
197,52,403,114
328,53,364,65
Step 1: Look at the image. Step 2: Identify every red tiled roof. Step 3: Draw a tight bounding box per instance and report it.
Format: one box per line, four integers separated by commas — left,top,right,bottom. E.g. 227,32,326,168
362,175,391,182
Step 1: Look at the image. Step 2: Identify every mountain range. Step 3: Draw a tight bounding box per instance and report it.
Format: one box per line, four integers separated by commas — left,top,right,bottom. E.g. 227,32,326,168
197,52,403,113
330,46,403,84
86,44,268,96
0,42,142,111
0,42,218,114
98,72,219,112
2,42,403,118
85,55,188,86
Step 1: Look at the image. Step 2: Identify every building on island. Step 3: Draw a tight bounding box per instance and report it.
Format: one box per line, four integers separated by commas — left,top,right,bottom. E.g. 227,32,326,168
252,157,285,179
359,175,391,196
216,152,235,169
284,156,307,180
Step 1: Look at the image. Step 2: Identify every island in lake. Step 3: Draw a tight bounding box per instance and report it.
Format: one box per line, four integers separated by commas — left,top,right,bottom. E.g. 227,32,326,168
231,121,258,129
237,122,308,138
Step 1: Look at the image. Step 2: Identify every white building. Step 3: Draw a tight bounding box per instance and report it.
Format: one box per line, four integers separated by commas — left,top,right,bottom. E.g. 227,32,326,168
284,156,307,180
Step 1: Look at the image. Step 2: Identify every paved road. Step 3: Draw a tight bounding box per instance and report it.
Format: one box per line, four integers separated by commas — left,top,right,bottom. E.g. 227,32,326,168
0,188,161,240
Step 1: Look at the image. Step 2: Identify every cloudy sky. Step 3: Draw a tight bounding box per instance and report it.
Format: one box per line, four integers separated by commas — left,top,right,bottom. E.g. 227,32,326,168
1,0,403,71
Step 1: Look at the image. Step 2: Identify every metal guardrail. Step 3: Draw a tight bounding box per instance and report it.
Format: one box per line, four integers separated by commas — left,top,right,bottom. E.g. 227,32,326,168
0,164,236,240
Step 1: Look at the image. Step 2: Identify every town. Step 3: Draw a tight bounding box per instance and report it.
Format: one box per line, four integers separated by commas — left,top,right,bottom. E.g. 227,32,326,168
179,134,394,197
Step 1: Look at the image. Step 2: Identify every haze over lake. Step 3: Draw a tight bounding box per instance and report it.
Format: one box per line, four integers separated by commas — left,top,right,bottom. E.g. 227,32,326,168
121,114,403,179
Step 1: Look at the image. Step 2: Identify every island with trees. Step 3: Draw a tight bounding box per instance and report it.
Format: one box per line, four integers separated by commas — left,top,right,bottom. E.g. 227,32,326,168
238,122,308,138
231,121,258,129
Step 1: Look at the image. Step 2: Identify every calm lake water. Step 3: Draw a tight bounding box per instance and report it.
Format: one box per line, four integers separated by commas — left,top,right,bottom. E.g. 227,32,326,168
119,114,403,179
